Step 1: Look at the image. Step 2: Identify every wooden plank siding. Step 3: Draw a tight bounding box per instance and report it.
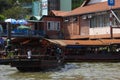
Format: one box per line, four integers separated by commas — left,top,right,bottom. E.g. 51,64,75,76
41,16,63,39
63,16,89,39
79,16,89,36
63,16,80,39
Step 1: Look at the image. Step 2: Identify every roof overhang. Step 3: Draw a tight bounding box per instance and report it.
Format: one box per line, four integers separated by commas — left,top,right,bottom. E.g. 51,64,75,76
45,39,120,46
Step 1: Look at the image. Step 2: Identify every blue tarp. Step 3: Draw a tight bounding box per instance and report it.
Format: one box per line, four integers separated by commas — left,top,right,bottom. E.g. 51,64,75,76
66,45,86,48
66,45,106,48
0,38,4,45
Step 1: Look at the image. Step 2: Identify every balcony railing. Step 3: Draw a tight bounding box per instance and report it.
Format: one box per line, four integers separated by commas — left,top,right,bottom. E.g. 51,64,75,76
1,29,45,37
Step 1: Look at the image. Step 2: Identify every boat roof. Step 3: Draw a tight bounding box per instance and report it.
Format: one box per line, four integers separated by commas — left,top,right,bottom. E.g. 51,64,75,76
10,37,120,46
46,39,120,46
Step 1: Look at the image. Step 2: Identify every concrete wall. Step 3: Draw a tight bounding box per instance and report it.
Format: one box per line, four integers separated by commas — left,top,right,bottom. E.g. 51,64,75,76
89,27,120,35
90,27,110,35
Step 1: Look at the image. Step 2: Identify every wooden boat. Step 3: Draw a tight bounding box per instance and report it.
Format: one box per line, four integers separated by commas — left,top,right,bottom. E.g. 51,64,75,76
64,44,120,62
10,55,64,72
8,38,64,72
43,39,120,62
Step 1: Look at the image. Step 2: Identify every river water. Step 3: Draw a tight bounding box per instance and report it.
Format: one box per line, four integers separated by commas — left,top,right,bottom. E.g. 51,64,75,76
0,62,120,80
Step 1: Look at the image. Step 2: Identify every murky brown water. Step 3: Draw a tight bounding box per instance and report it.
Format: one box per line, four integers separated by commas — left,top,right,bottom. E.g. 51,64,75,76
0,62,120,80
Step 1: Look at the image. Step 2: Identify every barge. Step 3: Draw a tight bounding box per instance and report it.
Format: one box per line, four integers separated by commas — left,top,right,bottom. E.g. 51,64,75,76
46,39,120,62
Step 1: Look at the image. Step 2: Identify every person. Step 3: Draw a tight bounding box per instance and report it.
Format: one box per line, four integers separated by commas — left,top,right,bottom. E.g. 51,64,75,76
14,48,18,55
27,49,32,59
5,46,8,55
56,47,62,54
6,39,11,51
56,47,62,62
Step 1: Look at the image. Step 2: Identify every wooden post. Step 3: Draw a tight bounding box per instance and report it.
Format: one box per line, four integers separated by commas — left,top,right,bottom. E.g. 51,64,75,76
7,22,11,40
6,22,12,50
110,9,113,39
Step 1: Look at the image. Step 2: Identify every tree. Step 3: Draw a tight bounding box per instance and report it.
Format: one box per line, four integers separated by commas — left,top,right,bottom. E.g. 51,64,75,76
72,0,84,10
0,15,6,21
2,6,29,19
0,0,32,19
0,0,13,13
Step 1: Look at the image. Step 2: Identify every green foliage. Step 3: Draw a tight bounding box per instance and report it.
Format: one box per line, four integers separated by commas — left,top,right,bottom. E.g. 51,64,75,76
0,0,12,13
72,0,84,10
0,0,84,19
0,0,33,19
2,6,29,19
0,15,6,21
19,0,34,3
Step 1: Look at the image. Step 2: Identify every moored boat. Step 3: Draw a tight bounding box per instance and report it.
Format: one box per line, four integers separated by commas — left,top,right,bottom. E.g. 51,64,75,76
64,44,120,62
8,38,64,72
45,39,120,62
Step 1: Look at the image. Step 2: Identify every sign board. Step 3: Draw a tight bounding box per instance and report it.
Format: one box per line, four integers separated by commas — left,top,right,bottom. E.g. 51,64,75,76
42,0,48,15
108,0,115,6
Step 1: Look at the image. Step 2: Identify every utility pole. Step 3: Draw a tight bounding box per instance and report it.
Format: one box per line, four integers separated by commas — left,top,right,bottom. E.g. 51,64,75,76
108,0,115,39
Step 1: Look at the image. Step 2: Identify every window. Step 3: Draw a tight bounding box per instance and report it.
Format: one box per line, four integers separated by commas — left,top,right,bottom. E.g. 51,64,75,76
54,22,60,31
90,14,109,28
64,17,69,22
47,21,60,31
114,10,120,26
90,11,120,28
73,16,78,22
47,22,51,30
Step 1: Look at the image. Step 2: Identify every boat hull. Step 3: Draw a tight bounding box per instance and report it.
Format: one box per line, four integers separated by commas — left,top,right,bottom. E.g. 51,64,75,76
65,53,120,62
10,56,64,72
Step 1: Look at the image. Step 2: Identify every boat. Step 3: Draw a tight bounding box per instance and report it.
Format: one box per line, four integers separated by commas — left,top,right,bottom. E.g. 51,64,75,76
42,39,120,62
0,3,120,71
64,44,120,62
11,55,64,72
61,40,120,62
7,38,64,72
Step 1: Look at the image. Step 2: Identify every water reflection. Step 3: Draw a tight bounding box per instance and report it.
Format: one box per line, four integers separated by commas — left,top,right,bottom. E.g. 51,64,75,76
0,62,120,80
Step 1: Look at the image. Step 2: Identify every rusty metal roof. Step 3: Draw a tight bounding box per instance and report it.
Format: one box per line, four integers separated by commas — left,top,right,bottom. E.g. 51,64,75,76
46,39,120,46
51,0,120,17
